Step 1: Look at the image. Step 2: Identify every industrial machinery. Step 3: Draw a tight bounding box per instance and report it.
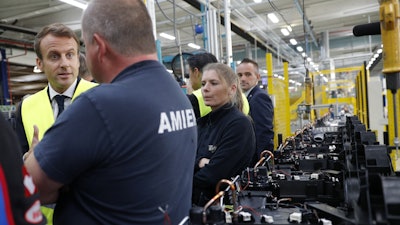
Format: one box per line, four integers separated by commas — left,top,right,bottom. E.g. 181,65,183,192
188,114,400,224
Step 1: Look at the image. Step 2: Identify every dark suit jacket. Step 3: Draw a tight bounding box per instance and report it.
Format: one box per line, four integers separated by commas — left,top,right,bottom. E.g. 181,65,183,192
247,85,274,159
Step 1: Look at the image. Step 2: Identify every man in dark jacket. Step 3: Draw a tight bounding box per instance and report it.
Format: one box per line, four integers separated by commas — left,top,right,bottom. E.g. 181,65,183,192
237,58,274,162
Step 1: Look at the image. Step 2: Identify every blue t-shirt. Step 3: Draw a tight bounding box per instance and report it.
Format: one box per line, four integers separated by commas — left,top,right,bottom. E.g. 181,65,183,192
35,60,197,224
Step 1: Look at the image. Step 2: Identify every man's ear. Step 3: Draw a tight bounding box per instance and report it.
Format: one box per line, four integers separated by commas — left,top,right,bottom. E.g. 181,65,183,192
36,58,43,71
256,72,261,80
194,68,201,79
92,33,107,62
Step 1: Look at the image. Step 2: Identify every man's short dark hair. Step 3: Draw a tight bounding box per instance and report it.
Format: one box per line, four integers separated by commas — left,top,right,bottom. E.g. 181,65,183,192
240,58,259,71
187,52,218,72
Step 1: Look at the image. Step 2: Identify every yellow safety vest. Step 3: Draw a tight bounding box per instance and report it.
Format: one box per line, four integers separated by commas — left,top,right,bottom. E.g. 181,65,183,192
21,79,97,225
21,79,97,147
193,89,250,117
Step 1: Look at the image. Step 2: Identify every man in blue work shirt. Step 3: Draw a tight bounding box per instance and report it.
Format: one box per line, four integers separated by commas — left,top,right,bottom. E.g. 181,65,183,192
23,0,197,224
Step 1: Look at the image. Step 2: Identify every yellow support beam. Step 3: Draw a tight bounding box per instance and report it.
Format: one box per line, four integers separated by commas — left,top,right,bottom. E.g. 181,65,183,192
283,62,291,138
387,91,400,170
356,72,361,120
318,67,362,74
267,53,273,95
360,66,368,127
380,0,400,171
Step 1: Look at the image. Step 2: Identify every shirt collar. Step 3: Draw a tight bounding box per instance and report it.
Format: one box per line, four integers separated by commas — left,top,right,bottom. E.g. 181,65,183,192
244,86,256,97
48,78,77,100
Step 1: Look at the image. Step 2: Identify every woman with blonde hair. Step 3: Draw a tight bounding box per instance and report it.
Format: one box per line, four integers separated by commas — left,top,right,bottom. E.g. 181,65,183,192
193,63,256,206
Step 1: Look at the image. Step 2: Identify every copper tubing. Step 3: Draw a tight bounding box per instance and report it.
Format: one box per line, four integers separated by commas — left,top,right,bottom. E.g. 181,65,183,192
276,198,292,208
202,191,225,224
253,157,266,170
216,179,238,222
260,150,274,162
254,150,274,169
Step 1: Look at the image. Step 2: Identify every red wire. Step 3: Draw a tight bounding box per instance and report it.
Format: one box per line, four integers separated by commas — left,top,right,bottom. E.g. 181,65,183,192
241,205,261,216
163,213,171,225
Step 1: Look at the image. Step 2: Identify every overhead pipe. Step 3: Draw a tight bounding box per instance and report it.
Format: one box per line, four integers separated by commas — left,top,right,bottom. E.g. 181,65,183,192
0,39,33,63
224,0,233,65
0,24,37,36
229,0,299,63
0,38,34,48
199,0,302,63
146,0,163,61
228,0,301,62
183,0,289,62
293,0,319,48
321,31,330,60
206,7,219,58
0,4,72,24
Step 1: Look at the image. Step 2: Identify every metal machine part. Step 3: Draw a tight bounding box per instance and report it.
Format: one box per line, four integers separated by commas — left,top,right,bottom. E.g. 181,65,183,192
188,115,400,224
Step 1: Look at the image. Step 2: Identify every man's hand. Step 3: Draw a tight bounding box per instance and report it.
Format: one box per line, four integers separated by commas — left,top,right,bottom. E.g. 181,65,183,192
198,158,210,168
23,125,39,161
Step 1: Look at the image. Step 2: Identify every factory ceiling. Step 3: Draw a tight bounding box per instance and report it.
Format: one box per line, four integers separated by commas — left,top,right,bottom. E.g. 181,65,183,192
0,0,381,103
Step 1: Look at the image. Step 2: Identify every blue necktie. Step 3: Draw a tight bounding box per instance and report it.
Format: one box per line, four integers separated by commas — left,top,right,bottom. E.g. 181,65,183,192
54,95,67,117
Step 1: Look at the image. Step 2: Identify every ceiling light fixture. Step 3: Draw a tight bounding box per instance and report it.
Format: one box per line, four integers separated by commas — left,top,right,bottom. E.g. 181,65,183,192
59,0,87,10
289,38,297,45
280,28,290,36
159,32,176,40
296,46,303,52
253,0,262,3
267,13,279,23
188,43,200,49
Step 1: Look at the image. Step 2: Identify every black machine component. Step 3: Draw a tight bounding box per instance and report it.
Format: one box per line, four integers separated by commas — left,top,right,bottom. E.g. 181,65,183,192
188,116,400,225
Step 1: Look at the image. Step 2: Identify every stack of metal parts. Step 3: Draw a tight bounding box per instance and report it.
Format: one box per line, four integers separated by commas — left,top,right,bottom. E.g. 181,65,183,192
188,115,400,224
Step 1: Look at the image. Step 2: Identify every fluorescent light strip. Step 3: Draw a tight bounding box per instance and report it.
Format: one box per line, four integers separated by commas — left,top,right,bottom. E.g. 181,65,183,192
59,0,87,9
289,38,297,45
188,43,200,49
159,32,176,40
296,46,303,52
267,13,279,23
280,28,290,36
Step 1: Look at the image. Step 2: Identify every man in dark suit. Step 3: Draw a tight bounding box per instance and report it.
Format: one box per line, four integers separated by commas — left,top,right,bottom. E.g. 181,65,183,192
237,58,274,162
